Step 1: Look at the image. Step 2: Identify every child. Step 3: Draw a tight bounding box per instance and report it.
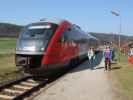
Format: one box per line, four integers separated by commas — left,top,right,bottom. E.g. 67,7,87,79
88,48,95,66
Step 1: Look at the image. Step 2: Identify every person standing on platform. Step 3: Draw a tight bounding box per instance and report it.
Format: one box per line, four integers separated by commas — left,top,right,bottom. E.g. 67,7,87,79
103,46,111,71
88,47,95,68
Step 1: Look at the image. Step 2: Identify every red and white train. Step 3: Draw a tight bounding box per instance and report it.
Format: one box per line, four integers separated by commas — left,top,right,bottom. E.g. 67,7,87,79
15,18,99,78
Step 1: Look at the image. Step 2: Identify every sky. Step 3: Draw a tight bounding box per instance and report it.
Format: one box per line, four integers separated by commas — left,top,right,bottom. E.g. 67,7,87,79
0,0,133,35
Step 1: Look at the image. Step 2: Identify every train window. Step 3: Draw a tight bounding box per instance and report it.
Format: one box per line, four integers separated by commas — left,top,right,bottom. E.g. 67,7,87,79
20,23,58,40
72,24,81,29
69,25,82,42
57,29,68,43
57,36,62,43
61,29,69,41
66,26,76,41
67,28,72,31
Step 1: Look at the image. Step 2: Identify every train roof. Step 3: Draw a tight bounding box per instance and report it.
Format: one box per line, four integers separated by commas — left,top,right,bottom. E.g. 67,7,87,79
39,18,66,25
87,33,98,40
26,18,98,41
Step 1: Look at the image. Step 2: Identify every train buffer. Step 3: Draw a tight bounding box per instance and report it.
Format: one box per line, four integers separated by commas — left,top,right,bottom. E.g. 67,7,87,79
34,59,116,100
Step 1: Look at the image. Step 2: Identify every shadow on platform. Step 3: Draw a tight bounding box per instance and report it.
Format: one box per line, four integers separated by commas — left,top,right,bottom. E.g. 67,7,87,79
95,66,104,69
111,66,121,70
70,52,103,73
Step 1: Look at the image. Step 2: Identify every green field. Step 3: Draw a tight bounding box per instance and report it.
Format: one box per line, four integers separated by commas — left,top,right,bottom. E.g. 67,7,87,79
0,38,16,49
0,37,24,83
110,52,133,100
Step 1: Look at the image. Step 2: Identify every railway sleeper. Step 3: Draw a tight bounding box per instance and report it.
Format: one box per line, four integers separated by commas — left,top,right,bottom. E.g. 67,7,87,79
21,82,38,87
26,79,38,83
13,85,32,91
0,94,15,100
1,90,20,97
4,89,24,95
0,77,48,100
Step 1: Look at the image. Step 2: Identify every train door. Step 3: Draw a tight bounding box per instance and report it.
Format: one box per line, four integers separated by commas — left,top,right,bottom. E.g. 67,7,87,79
58,28,70,62
65,26,79,59
68,25,82,59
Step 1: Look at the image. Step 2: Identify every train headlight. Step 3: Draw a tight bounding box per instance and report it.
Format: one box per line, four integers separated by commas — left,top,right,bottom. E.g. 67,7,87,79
16,47,18,50
40,47,45,51
16,47,22,51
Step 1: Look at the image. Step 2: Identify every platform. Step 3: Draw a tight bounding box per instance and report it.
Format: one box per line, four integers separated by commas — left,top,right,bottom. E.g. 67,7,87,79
34,58,116,100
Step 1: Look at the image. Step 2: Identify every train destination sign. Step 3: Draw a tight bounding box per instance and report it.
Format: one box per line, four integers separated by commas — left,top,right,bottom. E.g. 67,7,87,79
28,25,51,29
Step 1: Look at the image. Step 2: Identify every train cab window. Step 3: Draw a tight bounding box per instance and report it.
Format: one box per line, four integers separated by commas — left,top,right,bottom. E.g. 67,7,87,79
20,23,58,40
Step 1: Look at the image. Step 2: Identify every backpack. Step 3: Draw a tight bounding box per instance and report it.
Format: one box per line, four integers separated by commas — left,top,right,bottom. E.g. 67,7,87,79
105,49,110,58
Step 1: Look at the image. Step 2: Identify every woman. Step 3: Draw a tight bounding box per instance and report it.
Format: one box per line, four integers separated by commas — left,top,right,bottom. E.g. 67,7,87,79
103,46,111,71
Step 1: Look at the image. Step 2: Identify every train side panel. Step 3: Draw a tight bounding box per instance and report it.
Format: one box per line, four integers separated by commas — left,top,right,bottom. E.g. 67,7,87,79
41,21,71,64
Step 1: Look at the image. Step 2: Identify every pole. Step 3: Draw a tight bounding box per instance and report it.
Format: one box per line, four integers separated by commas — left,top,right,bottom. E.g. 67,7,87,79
111,10,121,62
119,15,121,49
118,15,122,62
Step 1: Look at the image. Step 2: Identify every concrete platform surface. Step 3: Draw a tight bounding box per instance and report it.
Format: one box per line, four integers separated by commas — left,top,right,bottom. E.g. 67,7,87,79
34,59,116,100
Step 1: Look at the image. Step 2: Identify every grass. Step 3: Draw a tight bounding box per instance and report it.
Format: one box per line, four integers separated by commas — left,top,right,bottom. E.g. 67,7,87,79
110,51,133,100
0,37,16,49
0,37,24,83
0,37,16,55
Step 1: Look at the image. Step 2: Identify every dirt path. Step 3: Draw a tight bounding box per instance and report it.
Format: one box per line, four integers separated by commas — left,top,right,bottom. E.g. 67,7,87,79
34,59,117,100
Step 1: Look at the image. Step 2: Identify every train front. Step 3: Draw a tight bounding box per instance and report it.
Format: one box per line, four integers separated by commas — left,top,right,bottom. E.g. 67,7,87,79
15,22,58,77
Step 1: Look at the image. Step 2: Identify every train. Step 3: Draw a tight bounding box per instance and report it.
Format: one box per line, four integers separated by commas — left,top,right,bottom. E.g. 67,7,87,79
15,18,99,78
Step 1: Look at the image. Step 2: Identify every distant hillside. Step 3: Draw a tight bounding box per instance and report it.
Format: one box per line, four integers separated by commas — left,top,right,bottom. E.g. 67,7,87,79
89,32,133,46
0,23,22,37
0,22,133,46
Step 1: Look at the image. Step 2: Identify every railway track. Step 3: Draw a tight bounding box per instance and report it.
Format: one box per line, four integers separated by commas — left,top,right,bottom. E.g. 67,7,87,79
0,76,48,100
